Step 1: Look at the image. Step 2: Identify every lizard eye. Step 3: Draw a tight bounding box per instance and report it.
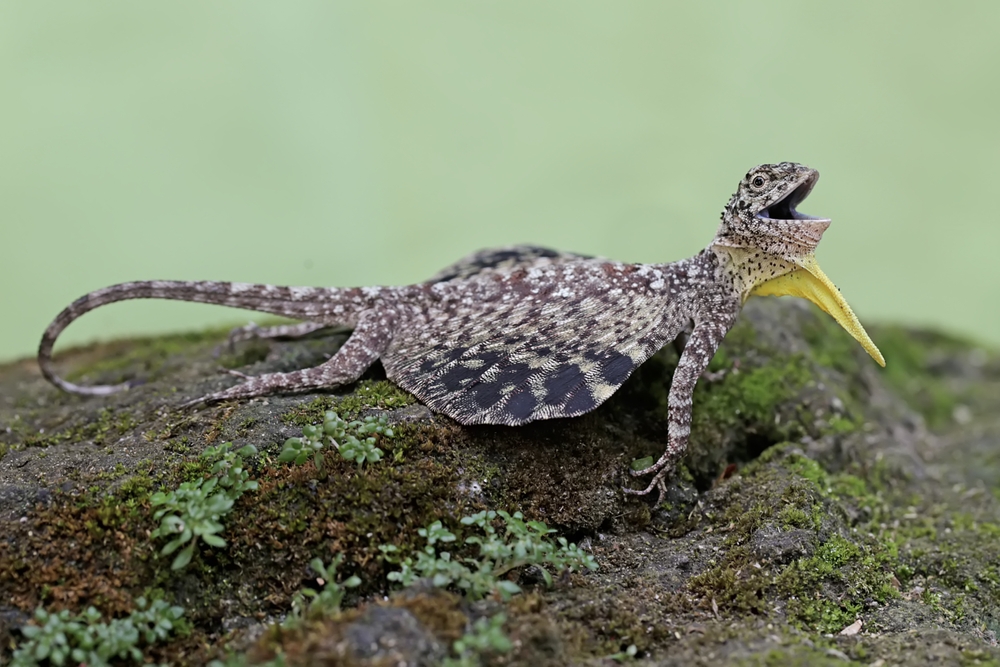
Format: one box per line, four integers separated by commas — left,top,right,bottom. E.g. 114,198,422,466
751,175,766,189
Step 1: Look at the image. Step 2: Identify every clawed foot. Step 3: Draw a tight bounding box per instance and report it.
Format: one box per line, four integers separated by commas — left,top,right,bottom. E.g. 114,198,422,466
178,385,248,410
178,370,255,409
179,363,333,410
623,458,674,503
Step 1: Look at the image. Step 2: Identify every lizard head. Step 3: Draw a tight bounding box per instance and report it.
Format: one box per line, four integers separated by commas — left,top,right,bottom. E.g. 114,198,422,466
714,162,831,258
712,162,885,367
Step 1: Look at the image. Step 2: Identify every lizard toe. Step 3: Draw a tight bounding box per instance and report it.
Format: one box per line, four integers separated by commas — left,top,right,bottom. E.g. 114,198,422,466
622,473,671,500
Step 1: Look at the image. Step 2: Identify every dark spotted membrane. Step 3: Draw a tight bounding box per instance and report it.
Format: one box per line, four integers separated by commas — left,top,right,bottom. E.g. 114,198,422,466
382,259,697,426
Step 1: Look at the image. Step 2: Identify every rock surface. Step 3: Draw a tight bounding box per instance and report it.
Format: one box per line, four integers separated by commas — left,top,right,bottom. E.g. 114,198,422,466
1,298,999,665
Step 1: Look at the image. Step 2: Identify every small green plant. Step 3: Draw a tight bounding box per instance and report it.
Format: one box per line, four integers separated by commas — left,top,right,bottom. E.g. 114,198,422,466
283,554,362,627
279,411,394,471
11,597,185,667
150,443,259,569
205,555,362,666
442,613,513,667
380,510,597,600
609,644,639,662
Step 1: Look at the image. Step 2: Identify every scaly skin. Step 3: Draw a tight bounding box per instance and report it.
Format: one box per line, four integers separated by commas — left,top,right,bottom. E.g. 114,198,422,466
37,162,883,498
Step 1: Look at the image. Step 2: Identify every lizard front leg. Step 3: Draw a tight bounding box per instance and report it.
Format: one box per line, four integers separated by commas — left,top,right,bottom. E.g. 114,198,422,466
187,308,399,406
624,314,733,500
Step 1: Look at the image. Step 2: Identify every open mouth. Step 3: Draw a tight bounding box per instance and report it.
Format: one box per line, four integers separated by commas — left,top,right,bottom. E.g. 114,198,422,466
756,173,830,222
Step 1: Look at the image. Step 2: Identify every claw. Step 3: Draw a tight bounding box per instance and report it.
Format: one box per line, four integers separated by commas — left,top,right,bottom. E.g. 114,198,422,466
178,375,250,409
622,468,670,505
179,386,239,409
624,461,674,503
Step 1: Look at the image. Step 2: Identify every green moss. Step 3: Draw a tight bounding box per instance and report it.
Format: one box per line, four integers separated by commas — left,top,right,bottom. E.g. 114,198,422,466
618,310,875,496
815,534,861,568
829,473,866,500
20,407,139,450
775,429,1000,631
730,361,810,423
732,645,866,667
234,416,259,438
159,420,467,610
627,318,811,432
687,350,814,480
333,380,415,417
688,450,831,617
778,505,812,529
750,448,888,528
93,493,145,532
776,532,898,634
710,317,761,366
178,459,211,482
871,324,971,428
800,310,863,378
116,472,155,502
280,380,415,427
1,407,467,659
217,340,272,370
280,396,338,427
958,652,1000,667
687,546,769,615
780,451,829,489
63,328,228,385
687,444,905,635
698,319,865,455
825,414,858,435
95,462,129,481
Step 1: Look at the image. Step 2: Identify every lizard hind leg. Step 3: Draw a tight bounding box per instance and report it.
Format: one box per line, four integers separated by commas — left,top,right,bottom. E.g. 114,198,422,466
187,309,398,407
225,321,334,351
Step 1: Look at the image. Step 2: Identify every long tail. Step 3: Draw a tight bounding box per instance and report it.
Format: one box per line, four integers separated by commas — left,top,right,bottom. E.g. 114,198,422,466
38,280,369,396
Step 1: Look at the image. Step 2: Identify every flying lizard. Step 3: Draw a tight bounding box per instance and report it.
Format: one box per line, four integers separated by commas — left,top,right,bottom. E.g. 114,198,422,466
38,162,884,497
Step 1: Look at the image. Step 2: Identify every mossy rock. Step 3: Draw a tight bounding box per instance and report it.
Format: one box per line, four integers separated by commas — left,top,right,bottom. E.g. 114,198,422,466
1,298,999,665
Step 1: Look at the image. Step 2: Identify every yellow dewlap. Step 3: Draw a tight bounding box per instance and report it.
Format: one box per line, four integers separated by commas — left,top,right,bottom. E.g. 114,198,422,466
750,255,885,367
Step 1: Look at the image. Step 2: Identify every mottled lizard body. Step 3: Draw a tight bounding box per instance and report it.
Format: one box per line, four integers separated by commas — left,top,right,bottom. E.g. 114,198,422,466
38,163,884,496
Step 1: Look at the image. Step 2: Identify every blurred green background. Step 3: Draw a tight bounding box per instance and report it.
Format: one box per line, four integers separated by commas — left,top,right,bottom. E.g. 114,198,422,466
2,2,998,363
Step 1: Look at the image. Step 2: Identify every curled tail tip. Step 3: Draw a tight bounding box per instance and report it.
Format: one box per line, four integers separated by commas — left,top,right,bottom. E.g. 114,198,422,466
39,362,132,397
54,378,132,397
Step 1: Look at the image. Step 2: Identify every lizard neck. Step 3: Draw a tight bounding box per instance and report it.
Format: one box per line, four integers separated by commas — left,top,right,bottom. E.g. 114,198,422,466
706,244,798,304
657,248,743,307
